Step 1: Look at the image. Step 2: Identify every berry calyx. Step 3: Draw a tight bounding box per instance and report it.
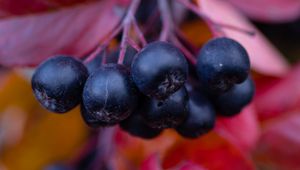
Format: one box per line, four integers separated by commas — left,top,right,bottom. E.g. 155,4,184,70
131,41,188,99
82,64,139,126
196,37,250,94
31,56,88,113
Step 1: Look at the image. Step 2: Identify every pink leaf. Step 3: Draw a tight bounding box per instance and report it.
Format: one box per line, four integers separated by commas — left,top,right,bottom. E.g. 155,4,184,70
254,112,300,169
140,154,162,170
254,63,300,121
176,162,207,170
0,0,98,17
0,0,123,67
215,105,260,153
227,0,300,23
198,0,290,77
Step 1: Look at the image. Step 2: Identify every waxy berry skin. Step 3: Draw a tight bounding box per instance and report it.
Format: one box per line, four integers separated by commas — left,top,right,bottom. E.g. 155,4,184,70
131,41,188,99
31,56,88,113
120,108,162,139
214,76,255,116
196,37,250,94
80,104,114,128
82,64,139,125
176,91,216,138
141,87,189,129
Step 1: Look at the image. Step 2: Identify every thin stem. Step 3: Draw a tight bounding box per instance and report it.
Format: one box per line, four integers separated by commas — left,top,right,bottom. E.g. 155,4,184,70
118,0,141,64
171,35,196,65
127,37,141,51
158,0,173,41
84,23,123,64
176,0,255,37
132,17,147,46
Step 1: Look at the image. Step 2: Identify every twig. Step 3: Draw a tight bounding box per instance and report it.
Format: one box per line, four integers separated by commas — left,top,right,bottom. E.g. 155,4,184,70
158,0,173,41
171,35,196,65
132,17,147,46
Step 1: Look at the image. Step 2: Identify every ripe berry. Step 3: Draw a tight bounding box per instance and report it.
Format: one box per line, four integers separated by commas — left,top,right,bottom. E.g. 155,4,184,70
120,108,162,139
86,52,104,74
80,104,113,127
131,41,188,99
31,56,88,113
82,64,139,125
176,90,216,138
214,76,255,116
196,37,250,94
141,87,189,129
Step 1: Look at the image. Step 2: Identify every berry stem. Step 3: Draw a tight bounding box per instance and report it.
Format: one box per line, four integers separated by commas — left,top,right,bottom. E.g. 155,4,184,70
158,0,173,41
132,17,147,46
176,0,255,37
118,0,141,64
171,35,196,65
127,37,141,51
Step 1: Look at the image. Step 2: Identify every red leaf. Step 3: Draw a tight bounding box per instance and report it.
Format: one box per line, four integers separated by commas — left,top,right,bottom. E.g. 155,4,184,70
163,132,255,170
198,0,290,77
215,105,260,153
227,0,300,23
0,0,98,17
140,154,162,170
0,0,122,67
176,162,207,170
254,63,300,121
254,112,300,169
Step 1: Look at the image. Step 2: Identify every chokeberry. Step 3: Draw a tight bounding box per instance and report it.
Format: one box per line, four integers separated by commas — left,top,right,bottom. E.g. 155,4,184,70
131,41,188,99
176,90,216,138
31,56,88,113
80,104,114,127
85,52,104,74
82,64,139,126
213,76,255,116
141,87,189,129
196,37,250,94
120,108,162,139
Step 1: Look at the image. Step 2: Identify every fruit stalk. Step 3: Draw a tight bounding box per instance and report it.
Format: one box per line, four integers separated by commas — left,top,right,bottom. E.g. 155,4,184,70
158,0,173,41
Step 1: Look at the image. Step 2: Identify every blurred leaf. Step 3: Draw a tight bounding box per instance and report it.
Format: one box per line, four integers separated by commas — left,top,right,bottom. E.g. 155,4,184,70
0,72,89,170
140,154,162,170
0,0,98,17
254,62,300,121
0,0,123,67
254,111,300,169
215,105,260,153
198,0,290,77
162,132,255,170
227,0,300,23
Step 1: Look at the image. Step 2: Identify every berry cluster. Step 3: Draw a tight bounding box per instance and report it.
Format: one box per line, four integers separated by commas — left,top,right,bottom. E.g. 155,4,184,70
31,37,254,139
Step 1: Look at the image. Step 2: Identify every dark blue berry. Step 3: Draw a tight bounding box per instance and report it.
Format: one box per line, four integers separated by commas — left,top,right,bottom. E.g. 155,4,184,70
31,56,88,113
82,64,139,125
214,76,255,116
80,103,114,127
196,37,250,94
85,52,104,74
141,87,189,129
120,108,162,139
176,90,216,138
131,41,188,99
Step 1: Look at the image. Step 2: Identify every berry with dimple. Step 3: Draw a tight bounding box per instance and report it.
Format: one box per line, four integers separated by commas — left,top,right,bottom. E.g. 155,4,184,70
141,87,189,129
196,37,250,94
120,107,162,139
82,64,139,126
131,41,188,99
31,56,88,113
176,90,216,138
213,76,255,116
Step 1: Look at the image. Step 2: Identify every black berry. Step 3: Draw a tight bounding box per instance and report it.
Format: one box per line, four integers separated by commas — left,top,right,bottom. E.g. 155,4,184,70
82,64,139,125
131,41,188,99
80,103,113,127
196,37,250,94
31,56,88,113
214,76,255,116
141,87,189,129
120,108,162,139
176,90,216,138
